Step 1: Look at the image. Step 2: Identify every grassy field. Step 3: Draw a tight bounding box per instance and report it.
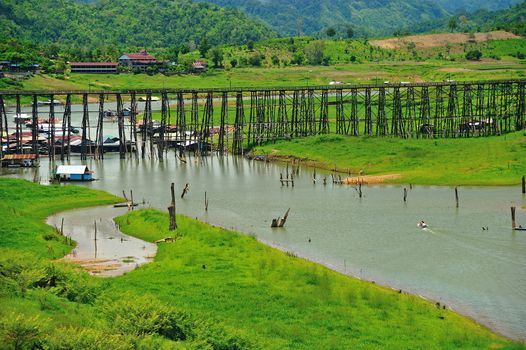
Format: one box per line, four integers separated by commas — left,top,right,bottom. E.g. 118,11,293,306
253,131,526,186
10,58,526,93
1,179,525,348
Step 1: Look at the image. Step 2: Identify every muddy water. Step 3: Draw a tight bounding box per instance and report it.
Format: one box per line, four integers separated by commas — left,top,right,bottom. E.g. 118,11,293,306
4,153,526,340
46,205,157,277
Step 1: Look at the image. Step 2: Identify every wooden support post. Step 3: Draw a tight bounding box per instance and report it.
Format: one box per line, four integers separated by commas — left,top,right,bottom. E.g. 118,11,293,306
130,190,134,211
291,174,294,187
403,188,407,202
168,183,177,231
522,176,525,194
94,220,97,241
205,191,209,211
359,183,362,198
280,173,284,186
60,218,64,236
313,169,316,184
181,183,189,199
511,206,516,230
323,177,327,186
455,187,459,208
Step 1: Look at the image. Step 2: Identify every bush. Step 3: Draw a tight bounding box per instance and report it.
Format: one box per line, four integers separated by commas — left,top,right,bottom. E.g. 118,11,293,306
465,50,482,61
0,313,47,350
44,327,134,350
101,294,191,341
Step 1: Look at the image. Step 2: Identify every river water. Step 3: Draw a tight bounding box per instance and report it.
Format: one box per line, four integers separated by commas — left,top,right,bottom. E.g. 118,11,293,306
3,153,526,340
2,104,526,340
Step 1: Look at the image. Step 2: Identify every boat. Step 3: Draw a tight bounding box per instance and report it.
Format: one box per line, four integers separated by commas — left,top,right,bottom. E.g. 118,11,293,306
54,165,94,182
34,99,62,106
138,96,160,102
417,221,428,229
13,114,31,124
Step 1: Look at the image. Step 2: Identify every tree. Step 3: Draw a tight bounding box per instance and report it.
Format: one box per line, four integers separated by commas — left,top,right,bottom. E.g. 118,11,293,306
448,17,458,32
326,27,336,38
466,50,482,60
346,26,354,39
304,41,325,65
199,38,211,57
207,47,224,68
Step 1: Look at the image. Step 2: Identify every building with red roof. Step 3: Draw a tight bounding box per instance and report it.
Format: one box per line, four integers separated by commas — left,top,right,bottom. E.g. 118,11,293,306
118,49,164,72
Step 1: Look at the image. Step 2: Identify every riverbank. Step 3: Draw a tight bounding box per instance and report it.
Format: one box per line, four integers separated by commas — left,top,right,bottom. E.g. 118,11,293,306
0,178,524,348
253,131,526,186
111,209,525,349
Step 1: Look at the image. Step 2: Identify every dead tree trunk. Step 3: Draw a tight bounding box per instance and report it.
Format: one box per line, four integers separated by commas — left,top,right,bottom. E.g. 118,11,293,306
271,208,290,228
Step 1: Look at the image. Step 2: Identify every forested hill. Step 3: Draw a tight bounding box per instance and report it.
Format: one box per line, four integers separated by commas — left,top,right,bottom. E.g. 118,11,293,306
0,0,275,48
198,0,448,36
413,1,526,36
433,0,522,12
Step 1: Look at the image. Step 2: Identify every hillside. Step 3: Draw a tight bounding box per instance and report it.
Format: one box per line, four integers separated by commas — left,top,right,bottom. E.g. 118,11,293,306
413,1,526,36
0,0,275,49
434,0,522,12
198,0,448,37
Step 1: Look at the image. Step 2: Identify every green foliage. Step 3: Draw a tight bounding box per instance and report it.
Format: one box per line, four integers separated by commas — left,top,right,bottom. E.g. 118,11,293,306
466,49,483,60
0,0,275,53
202,0,450,37
0,313,47,350
43,327,134,350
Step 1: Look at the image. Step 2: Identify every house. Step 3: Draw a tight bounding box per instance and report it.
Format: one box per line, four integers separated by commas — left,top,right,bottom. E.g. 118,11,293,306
118,50,163,72
1,154,38,168
192,60,207,73
69,62,118,74
55,165,94,181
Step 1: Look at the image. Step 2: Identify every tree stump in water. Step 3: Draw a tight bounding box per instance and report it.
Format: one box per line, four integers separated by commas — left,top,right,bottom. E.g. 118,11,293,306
271,208,290,228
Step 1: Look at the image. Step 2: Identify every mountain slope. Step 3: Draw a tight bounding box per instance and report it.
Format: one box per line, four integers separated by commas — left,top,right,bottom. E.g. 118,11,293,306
0,0,275,49
433,0,522,12
412,1,526,36
198,0,449,36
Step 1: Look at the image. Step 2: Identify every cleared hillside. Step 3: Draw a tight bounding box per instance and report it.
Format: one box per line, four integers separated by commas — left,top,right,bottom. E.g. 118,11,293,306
370,30,521,49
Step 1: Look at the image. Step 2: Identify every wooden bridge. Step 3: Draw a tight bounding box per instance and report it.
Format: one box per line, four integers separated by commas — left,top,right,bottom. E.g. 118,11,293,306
0,79,525,161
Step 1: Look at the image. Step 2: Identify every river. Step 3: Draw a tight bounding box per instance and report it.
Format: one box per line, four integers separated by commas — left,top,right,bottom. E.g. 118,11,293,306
2,152,526,340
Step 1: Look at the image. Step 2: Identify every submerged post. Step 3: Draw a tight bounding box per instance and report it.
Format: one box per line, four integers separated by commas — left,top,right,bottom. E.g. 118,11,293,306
511,206,516,230
522,176,525,194
403,188,407,202
455,187,459,208
168,183,177,231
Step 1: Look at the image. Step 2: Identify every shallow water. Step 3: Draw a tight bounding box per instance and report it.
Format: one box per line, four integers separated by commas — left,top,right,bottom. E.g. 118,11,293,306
4,151,526,339
46,205,157,277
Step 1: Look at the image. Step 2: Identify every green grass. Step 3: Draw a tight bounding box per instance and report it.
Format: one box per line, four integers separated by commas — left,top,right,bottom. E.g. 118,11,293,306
1,179,525,349
11,58,526,94
110,209,525,349
254,131,526,186
0,178,121,258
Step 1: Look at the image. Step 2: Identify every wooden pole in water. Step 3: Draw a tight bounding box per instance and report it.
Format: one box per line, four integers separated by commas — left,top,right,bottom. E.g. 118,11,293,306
511,206,516,230
205,191,208,211
181,183,189,199
455,187,459,208
403,188,407,202
130,190,134,211
359,183,362,198
60,218,64,236
168,183,177,231
522,176,525,194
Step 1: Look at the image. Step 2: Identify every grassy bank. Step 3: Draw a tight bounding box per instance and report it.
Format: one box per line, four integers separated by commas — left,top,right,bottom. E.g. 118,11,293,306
1,178,525,349
253,131,526,186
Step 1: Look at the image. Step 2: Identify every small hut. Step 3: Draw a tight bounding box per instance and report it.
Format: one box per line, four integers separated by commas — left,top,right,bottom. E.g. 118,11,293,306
55,165,94,181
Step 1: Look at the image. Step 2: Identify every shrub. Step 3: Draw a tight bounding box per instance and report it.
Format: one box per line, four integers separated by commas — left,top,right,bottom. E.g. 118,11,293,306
465,50,482,61
44,327,134,350
0,313,47,350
